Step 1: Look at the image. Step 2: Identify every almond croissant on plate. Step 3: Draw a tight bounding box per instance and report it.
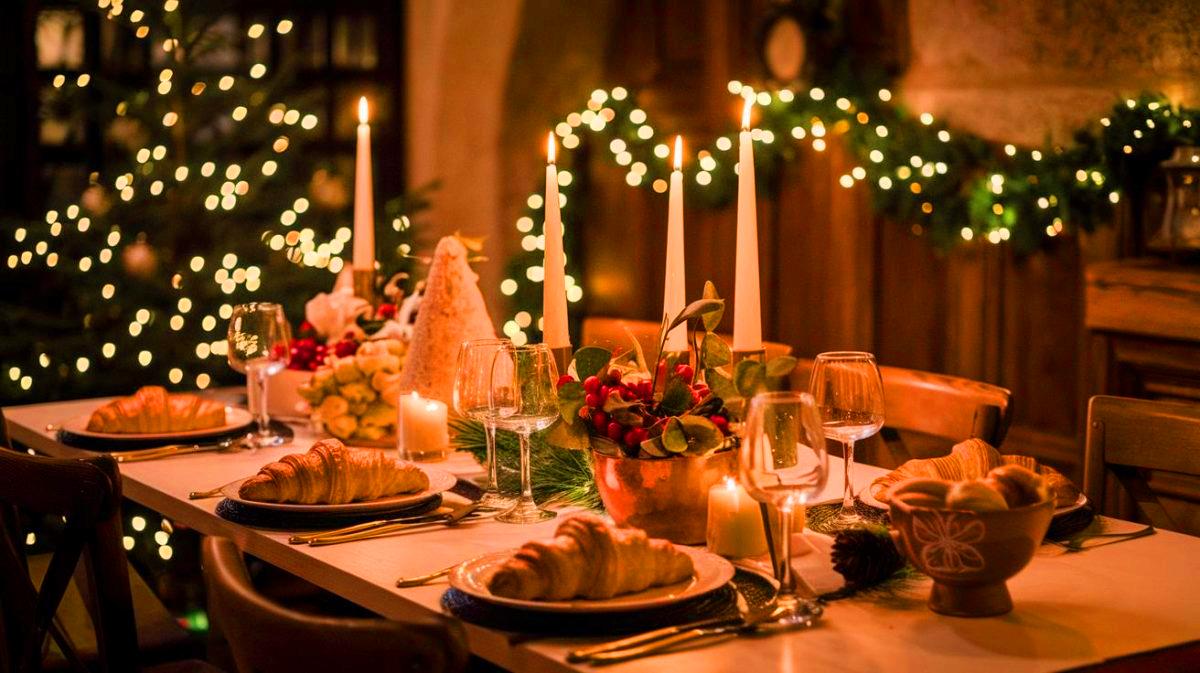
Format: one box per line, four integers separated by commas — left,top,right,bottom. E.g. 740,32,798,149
487,515,694,601
87,386,226,433
238,439,429,504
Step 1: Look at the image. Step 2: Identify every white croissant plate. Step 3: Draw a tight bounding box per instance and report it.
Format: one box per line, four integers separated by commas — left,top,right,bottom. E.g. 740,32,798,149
60,406,253,442
448,545,734,613
219,464,456,513
860,487,1088,516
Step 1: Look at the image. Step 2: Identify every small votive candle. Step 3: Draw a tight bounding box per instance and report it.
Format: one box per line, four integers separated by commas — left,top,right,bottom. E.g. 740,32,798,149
706,477,768,558
398,391,449,462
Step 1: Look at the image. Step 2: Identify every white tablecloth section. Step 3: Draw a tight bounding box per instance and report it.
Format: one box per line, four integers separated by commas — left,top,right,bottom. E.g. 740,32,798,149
5,396,1200,673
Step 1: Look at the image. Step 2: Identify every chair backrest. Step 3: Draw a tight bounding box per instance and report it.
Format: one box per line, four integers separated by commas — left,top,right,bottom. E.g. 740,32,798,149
792,359,1012,467
1084,395,1200,534
201,537,469,673
0,446,138,673
580,316,793,362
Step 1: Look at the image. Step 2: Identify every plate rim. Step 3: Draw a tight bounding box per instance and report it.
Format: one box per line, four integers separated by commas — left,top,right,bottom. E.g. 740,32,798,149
60,406,253,441
219,463,456,513
447,544,734,614
860,486,1087,515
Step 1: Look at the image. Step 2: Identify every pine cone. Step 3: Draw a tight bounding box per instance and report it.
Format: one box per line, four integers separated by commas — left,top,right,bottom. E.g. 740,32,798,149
830,525,905,589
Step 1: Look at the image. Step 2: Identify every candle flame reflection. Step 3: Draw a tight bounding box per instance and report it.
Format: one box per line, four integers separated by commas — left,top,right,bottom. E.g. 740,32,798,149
547,132,556,165
358,96,369,125
674,135,683,171
741,97,753,130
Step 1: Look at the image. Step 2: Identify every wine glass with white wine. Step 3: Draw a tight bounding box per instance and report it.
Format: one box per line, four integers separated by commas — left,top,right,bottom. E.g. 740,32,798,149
453,338,515,509
808,351,885,527
490,343,559,524
227,302,292,448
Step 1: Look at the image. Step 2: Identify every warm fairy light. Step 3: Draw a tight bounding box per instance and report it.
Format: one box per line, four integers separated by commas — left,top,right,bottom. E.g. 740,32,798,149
358,97,369,125
741,98,753,130
673,135,683,171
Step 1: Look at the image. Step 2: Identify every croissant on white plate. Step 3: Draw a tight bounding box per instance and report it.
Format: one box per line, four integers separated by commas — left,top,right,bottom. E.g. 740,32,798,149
487,515,694,601
238,439,429,504
869,438,1080,507
87,386,226,433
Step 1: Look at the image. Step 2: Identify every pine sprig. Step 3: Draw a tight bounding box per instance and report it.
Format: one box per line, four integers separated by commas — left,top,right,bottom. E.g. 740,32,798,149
450,419,602,510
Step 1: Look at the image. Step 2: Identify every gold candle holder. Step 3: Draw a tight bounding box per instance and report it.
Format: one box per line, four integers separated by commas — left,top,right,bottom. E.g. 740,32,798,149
352,268,376,305
549,345,573,378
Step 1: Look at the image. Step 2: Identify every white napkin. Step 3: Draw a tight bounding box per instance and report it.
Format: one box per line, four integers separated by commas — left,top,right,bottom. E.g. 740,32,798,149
734,531,848,596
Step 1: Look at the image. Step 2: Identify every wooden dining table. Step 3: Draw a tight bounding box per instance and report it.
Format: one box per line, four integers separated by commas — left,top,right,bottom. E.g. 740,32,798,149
5,395,1200,673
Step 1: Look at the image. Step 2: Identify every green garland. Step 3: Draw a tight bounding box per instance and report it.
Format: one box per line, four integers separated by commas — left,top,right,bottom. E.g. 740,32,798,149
500,86,1199,343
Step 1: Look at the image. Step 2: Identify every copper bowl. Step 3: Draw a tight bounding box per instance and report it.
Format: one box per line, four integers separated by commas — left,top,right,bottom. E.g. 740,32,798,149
889,496,1054,617
592,449,736,544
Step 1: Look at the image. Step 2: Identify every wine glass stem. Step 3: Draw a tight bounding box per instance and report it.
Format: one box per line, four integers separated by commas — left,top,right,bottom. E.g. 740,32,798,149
776,504,797,611
517,431,535,504
841,439,856,512
247,365,271,438
484,422,500,494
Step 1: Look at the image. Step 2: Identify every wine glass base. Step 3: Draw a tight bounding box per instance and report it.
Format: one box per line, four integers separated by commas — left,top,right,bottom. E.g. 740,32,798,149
478,491,517,510
245,432,288,448
766,597,824,629
496,499,556,524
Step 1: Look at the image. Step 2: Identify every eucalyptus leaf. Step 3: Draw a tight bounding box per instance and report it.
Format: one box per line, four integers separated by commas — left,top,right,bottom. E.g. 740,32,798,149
667,298,725,333
702,333,732,368
705,367,739,402
675,415,725,454
734,360,766,398
659,377,693,416
573,346,612,381
640,435,669,457
766,355,798,378
542,417,591,451
603,394,644,426
590,434,624,457
701,281,724,332
556,380,586,421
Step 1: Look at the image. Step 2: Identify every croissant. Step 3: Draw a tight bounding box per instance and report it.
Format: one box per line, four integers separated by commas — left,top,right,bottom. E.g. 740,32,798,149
238,439,429,504
487,515,694,601
87,386,226,433
870,438,1079,507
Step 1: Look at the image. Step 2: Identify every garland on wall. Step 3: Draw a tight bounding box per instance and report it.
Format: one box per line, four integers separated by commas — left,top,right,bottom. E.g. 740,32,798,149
499,82,1200,344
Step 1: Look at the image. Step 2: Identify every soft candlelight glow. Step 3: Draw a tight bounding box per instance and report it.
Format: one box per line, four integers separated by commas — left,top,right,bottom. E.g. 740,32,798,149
673,135,683,171
706,476,768,558
547,132,557,165
741,97,753,130
398,391,450,462
357,96,368,125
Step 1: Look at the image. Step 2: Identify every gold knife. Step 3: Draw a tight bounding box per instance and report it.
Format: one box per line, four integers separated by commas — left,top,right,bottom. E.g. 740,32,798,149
305,502,483,546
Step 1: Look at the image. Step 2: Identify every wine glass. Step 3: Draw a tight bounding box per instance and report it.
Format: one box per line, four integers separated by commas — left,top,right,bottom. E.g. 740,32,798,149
739,391,828,625
490,343,559,524
453,338,515,509
227,302,292,447
808,351,885,527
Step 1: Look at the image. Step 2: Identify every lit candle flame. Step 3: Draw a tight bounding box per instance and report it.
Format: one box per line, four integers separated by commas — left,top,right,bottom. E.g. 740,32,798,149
723,476,737,491
358,96,369,125
547,131,556,165
674,135,683,171
409,390,420,400
741,97,753,130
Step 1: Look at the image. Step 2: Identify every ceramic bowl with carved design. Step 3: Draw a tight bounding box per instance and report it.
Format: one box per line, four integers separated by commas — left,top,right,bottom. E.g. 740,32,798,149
889,495,1054,617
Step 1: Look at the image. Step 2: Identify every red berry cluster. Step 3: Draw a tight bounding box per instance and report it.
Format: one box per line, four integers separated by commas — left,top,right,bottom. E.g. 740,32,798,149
287,332,360,371
557,362,731,453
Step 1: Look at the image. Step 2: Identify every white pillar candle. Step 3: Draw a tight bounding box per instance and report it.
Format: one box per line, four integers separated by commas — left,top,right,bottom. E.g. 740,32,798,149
706,476,768,558
353,96,375,272
732,98,762,352
398,391,449,461
663,135,688,352
542,132,571,349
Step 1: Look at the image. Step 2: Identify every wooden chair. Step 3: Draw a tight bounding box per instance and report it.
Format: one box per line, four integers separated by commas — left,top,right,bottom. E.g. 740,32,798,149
792,359,1013,468
0,447,219,673
201,537,469,673
580,316,793,361
1083,395,1200,535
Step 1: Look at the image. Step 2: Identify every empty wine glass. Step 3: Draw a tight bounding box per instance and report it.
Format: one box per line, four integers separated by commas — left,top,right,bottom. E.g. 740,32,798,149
809,351,885,527
453,338,515,509
490,343,559,524
739,391,828,625
227,302,292,447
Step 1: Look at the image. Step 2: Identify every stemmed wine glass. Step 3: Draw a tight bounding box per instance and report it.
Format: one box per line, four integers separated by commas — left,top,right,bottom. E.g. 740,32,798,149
227,302,293,448
808,351,885,527
453,338,516,510
739,391,829,625
490,343,559,524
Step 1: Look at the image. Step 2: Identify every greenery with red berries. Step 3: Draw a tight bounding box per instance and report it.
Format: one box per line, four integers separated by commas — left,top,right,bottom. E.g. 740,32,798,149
544,281,796,458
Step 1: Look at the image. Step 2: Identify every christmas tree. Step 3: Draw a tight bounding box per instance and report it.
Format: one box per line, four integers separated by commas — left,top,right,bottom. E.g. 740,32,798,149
1,0,418,404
